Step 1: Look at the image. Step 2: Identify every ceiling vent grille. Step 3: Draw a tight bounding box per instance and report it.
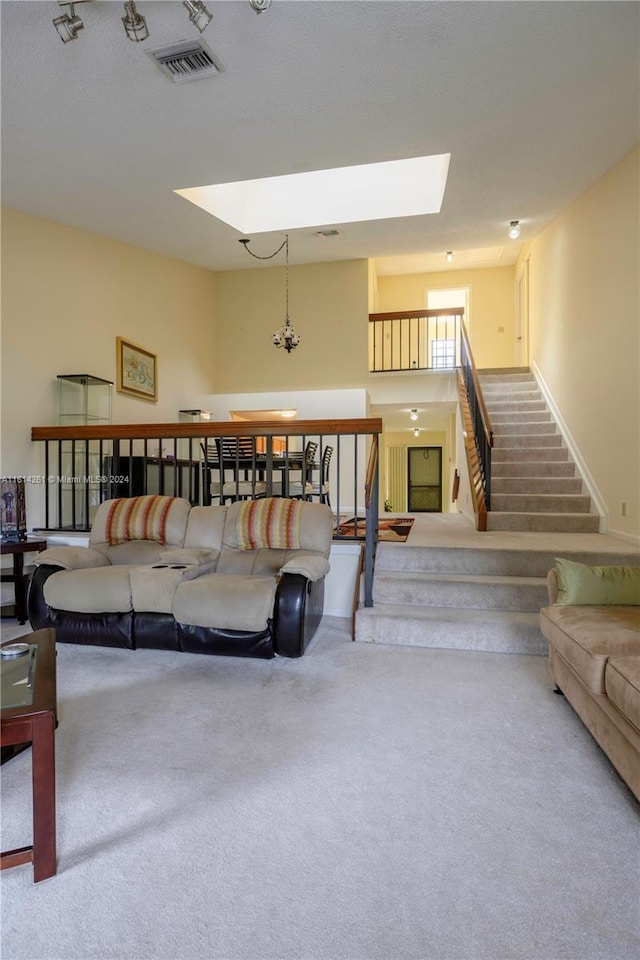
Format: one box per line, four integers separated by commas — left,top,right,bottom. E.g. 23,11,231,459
146,39,224,84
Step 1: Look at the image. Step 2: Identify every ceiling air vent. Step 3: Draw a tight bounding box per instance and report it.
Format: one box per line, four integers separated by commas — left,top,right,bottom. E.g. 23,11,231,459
146,39,224,84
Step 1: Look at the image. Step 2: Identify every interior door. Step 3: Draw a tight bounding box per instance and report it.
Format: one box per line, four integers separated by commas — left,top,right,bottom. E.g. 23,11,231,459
408,447,442,512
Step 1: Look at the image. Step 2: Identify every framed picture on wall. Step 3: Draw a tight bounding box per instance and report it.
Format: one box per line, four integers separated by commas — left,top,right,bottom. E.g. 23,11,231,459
116,337,158,402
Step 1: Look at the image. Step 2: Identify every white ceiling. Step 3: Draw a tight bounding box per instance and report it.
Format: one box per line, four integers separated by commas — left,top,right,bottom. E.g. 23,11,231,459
1,1,638,273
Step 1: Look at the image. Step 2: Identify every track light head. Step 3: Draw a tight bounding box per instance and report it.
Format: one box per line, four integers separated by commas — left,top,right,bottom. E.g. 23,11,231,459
249,0,272,12
122,1,149,42
410,409,418,421
53,4,84,43
508,220,521,240
183,0,212,34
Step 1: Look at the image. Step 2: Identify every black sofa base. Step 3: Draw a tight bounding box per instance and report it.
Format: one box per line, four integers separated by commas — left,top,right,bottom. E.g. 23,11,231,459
27,565,325,659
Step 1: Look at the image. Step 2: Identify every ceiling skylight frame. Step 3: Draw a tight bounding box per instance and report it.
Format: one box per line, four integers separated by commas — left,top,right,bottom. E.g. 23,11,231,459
174,154,451,234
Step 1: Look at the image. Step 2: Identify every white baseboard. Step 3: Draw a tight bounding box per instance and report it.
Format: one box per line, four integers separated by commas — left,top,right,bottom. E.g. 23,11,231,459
531,362,609,532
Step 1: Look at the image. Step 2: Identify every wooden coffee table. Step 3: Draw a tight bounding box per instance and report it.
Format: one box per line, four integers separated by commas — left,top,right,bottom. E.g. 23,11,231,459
1,628,57,882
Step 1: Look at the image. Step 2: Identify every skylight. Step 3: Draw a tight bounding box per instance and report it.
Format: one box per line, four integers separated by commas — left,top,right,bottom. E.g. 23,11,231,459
174,154,451,234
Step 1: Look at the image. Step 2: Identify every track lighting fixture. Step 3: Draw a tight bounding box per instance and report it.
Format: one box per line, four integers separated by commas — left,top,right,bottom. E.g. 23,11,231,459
53,2,85,43
122,1,148,42
445,251,453,262
508,220,521,239
53,1,268,46
413,428,420,437
410,409,418,421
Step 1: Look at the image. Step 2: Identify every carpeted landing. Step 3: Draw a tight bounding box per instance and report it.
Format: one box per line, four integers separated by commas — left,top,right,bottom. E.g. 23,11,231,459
1,618,639,960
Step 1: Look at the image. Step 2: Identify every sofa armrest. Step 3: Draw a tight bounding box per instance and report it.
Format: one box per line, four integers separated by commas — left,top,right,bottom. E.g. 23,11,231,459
279,555,330,582
273,572,325,658
27,565,60,629
34,546,111,571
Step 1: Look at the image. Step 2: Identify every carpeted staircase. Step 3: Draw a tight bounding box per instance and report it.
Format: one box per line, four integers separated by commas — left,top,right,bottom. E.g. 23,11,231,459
355,368,633,656
480,368,600,533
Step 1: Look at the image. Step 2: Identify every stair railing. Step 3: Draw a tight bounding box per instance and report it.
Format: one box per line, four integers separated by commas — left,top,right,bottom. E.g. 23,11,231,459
458,321,493,528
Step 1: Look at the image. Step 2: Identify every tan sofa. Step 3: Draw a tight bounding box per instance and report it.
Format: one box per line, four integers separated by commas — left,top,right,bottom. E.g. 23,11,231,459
539,564,640,801
27,496,333,659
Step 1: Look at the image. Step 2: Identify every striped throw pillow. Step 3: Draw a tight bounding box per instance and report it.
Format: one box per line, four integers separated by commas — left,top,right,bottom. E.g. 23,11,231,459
106,496,175,545
236,498,302,551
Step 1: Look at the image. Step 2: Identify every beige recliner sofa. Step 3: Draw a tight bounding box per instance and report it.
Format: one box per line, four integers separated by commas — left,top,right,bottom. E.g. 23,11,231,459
28,496,333,659
539,559,640,801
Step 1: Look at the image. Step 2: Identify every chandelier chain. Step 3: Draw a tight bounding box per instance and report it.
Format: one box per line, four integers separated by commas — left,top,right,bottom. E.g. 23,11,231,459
238,233,299,353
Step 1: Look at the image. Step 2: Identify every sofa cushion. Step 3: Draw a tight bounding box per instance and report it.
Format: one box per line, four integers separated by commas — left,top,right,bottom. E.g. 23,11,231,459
105,495,175,545
235,497,303,550
91,497,191,548
183,505,226,551
93,541,166,566
554,557,640,605
539,605,640,693
224,499,333,555
130,564,212,614
44,565,137,613
605,657,640,735
173,573,276,632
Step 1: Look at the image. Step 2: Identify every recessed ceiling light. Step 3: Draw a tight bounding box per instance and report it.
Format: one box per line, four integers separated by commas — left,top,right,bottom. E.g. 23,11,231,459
175,154,451,234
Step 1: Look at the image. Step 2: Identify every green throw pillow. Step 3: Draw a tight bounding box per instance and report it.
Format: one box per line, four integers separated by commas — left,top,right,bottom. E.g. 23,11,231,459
554,557,640,605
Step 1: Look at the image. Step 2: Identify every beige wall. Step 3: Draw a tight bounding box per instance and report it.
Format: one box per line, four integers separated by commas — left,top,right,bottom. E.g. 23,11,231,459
213,259,369,392
527,147,640,540
1,207,217,516
376,265,516,369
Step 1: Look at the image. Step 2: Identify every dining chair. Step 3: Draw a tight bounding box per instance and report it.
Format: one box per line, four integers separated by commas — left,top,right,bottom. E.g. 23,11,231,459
286,440,319,500
307,445,333,506
209,437,267,503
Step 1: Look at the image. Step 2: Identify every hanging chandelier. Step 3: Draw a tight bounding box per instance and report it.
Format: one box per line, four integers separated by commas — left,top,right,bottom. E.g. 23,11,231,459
239,234,301,353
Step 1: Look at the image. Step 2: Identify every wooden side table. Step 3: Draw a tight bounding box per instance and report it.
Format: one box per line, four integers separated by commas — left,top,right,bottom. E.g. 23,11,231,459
1,538,47,624
1,629,57,882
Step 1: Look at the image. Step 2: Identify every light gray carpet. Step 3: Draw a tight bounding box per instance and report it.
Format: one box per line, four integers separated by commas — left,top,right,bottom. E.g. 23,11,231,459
1,617,639,960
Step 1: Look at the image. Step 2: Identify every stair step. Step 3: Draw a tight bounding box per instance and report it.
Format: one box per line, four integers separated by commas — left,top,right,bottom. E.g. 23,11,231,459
486,512,600,533
355,605,547,656
490,410,552,423
492,460,576,478
374,542,640,577
492,476,583,495
479,371,535,383
491,493,592,514
486,400,547,413
493,433,562,448
484,390,542,402
373,571,548,611
492,421,557,436
492,447,569,462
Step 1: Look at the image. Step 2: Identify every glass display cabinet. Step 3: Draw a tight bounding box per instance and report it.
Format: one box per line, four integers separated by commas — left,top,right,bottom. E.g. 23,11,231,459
57,375,113,529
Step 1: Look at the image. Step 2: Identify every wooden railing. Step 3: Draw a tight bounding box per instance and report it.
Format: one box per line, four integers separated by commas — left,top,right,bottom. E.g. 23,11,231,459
368,308,463,372
458,320,493,528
